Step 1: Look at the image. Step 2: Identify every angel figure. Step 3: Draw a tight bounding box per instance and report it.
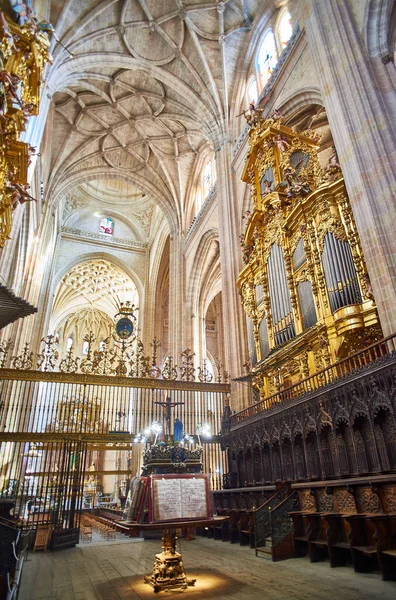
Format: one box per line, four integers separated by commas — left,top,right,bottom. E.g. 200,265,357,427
327,146,341,171
261,179,272,195
271,108,283,121
27,145,37,166
12,2,34,26
0,71,22,115
238,102,263,127
278,165,311,199
8,182,37,209
242,210,252,227
274,134,289,152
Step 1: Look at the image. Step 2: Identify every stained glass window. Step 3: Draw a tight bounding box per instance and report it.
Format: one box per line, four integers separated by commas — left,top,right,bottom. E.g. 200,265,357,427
66,337,73,351
82,341,89,355
279,10,293,49
99,217,114,236
247,77,258,104
257,31,278,87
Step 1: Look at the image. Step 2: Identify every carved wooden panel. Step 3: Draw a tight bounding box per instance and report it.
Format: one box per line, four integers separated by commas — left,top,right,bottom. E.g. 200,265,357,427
381,485,396,513
355,487,381,513
299,490,316,511
317,488,333,512
334,488,356,514
224,356,396,489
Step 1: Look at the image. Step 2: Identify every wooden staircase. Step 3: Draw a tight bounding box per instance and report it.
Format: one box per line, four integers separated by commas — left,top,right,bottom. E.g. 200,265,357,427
256,536,273,559
254,491,299,561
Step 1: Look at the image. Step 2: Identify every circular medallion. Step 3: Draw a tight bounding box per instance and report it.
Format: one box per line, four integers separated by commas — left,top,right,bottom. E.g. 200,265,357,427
115,316,134,339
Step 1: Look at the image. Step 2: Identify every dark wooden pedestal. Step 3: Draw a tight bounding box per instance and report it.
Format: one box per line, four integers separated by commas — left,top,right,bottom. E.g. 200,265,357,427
126,517,228,593
144,528,196,593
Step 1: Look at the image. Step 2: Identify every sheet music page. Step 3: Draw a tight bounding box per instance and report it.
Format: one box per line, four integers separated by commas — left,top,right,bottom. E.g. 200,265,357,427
153,478,182,521
181,477,208,519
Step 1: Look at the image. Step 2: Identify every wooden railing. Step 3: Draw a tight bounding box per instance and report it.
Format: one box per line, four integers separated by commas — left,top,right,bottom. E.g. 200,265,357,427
231,334,396,426
254,492,283,550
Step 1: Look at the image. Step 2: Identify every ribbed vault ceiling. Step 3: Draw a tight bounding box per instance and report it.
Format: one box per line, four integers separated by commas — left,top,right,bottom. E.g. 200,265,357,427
45,0,270,229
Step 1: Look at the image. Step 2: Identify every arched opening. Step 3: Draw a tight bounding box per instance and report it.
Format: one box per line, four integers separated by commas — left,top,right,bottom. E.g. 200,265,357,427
282,437,293,480
245,447,254,485
353,415,377,473
154,237,170,359
373,407,396,470
262,442,272,482
49,259,139,354
271,441,282,481
253,445,262,483
277,9,293,52
237,449,246,486
293,434,307,479
320,425,335,478
247,76,258,104
205,292,224,375
305,431,320,479
257,30,278,88
335,421,355,476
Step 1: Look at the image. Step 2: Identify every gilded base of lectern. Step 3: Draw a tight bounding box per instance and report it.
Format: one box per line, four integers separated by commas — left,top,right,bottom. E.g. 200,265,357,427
144,529,196,593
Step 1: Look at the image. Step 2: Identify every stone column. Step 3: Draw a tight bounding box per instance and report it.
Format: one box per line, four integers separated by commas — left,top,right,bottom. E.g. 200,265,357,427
215,142,250,411
303,0,396,335
168,232,186,358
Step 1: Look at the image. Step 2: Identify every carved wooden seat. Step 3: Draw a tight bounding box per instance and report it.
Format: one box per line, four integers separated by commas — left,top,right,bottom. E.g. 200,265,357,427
212,508,230,541
369,513,396,580
303,513,330,563
288,510,311,557
344,514,379,573
320,513,352,568
238,510,255,547
228,509,243,544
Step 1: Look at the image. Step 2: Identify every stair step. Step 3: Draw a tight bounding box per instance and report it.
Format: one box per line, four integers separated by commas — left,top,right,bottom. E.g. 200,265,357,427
256,546,273,560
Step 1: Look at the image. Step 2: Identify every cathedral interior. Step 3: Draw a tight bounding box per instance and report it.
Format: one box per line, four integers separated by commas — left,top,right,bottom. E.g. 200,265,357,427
0,0,396,598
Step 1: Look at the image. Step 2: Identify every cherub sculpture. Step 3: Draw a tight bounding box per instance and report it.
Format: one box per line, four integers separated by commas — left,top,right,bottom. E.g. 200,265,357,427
261,179,272,195
274,134,289,152
270,108,283,122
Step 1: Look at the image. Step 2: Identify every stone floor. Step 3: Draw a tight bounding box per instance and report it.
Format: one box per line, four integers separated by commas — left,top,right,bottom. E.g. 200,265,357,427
19,537,396,600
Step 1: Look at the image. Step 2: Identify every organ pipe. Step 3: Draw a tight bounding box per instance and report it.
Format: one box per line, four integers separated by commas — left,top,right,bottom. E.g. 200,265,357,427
322,233,362,312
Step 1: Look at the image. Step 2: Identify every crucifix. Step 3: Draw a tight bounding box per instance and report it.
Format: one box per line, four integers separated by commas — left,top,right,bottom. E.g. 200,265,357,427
154,395,184,437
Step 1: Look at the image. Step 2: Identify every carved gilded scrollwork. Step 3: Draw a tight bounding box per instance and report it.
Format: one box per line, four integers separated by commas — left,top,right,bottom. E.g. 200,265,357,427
289,231,302,256
238,116,381,390
297,351,310,381
314,197,347,253
0,13,51,247
307,219,328,308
